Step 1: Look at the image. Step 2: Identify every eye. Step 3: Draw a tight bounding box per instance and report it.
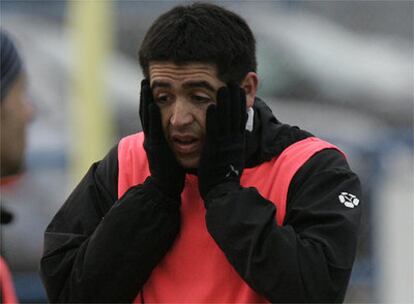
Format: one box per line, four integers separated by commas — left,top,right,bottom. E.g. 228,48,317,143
192,94,212,104
154,93,172,104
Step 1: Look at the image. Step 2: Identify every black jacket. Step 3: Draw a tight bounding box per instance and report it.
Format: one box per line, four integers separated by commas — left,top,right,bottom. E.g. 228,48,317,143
40,99,361,303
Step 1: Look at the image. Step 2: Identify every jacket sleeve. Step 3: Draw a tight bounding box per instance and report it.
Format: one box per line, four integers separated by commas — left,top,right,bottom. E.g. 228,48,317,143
205,149,362,303
40,146,180,303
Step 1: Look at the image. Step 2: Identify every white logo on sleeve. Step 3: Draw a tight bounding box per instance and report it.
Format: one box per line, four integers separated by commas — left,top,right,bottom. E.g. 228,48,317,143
338,192,360,208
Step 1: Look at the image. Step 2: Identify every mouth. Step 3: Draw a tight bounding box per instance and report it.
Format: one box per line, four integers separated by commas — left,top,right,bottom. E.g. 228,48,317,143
171,134,200,155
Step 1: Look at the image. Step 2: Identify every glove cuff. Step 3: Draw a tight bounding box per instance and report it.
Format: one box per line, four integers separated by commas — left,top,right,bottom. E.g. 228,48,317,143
203,181,241,207
144,176,183,203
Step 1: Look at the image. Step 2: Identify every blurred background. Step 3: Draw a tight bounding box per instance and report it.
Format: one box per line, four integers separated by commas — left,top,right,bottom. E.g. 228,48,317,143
1,0,413,303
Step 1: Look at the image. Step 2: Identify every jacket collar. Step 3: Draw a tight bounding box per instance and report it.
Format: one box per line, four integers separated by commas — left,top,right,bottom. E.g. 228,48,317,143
245,97,313,168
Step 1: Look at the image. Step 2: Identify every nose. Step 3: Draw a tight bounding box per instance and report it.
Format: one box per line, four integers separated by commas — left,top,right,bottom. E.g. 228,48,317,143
169,99,193,128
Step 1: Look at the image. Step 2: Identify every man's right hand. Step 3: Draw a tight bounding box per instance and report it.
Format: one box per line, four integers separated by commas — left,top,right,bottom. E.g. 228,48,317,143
139,79,185,200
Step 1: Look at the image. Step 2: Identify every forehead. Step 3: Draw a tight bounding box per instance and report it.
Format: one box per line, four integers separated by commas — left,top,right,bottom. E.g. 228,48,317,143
149,62,223,87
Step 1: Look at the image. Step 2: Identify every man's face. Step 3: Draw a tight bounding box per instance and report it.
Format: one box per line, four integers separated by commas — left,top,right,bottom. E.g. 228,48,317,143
149,62,226,169
0,74,33,177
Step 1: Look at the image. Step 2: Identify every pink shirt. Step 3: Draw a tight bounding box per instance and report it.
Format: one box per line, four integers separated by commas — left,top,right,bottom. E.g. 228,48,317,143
118,132,341,303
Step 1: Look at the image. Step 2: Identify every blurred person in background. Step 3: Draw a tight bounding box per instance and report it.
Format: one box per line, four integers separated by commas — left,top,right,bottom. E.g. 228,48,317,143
1,30,33,304
0,32,32,180
40,3,361,303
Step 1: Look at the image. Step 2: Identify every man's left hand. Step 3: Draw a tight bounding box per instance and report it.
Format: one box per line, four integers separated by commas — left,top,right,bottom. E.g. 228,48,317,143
198,83,248,202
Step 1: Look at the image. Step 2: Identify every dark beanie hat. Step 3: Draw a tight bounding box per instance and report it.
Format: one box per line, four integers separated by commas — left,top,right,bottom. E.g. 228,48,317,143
1,30,23,102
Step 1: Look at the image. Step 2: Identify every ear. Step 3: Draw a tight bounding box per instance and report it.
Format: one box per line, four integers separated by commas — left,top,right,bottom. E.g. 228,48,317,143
241,72,258,108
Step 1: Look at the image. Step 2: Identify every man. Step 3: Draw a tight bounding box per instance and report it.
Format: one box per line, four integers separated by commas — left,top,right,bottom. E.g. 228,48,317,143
0,31,32,180
40,3,361,303
1,30,33,304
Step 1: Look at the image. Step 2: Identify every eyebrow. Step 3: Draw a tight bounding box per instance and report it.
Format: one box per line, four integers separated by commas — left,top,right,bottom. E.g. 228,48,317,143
182,81,216,92
151,80,216,92
151,81,171,90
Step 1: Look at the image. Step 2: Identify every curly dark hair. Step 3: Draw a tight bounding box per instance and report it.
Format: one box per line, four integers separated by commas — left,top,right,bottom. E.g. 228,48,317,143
138,2,257,83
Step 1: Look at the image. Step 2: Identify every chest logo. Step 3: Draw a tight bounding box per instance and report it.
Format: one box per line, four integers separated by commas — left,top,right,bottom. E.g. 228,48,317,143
338,192,360,208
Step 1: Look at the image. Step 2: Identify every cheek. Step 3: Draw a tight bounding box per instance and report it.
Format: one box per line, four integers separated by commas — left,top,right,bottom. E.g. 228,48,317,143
158,107,171,133
197,103,215,134
193,107,208,131
160,109,171,132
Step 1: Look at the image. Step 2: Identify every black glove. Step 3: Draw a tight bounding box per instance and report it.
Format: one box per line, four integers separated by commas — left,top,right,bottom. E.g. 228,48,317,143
139,79,185,200
198,83,248,201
